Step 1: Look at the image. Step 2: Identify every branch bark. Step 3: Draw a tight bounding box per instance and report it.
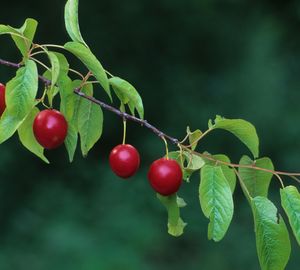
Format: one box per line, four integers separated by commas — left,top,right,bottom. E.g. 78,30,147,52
0,58,179,145
2,58,300,184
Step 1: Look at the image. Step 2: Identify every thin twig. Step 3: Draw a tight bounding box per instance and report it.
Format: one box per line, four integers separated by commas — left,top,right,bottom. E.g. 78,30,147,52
233,167,252,199
2,56,300,182
0,57,179,145
289,175,300,185
73,88,179,144
1,21,300,191
184,148,300,184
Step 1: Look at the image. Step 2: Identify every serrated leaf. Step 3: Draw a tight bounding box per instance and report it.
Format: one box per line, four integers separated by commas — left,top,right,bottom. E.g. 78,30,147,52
252,196,291,270
18,107,49,163
168,151,189,180
73,80,92,116
280,186,300,246
6,60,38,120
47,86,59,107
205,154,236,193
7,18,37,59
43,51,69,88
64,42,110,99
20,18,38,43
65,123,78,162
47,52,60,88
59,78,79,162
182,151,205,181
77,84,103,156
157,194,187,237
183,151,205,171
0,60,37,143
210,115,259,158
58,75,74,121
167,151,203,182
168,151,182,163
52,52,70,80
199,165,234,241
43,51,69,98
64,0,87,47
0,110,22,143
109,77,144,119
186,126,202,150
239,155,273,200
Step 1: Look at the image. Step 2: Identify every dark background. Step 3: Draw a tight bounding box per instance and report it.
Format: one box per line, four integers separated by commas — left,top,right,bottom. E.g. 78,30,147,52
0,0,300,269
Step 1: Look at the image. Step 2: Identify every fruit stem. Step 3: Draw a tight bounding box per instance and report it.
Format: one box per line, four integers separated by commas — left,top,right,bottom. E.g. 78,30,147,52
104,69,114,78
177,143,185,168
122,119,127,145
30,57,50,71
39,87,51,109
162,136,169,159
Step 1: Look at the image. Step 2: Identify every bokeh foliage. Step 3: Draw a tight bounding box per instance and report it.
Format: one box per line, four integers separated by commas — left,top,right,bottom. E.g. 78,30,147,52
0,0,300,269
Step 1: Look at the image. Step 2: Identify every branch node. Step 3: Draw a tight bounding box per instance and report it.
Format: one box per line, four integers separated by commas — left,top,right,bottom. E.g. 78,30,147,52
142,120,147,126
158,132,164,138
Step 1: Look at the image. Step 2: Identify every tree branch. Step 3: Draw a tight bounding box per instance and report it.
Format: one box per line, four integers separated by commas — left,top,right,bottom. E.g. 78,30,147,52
2,58,300,184
0,58,179,145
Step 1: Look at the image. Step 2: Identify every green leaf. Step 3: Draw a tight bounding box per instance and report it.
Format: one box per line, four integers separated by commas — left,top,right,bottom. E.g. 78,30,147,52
65,123,78,162
0,111,22,143
109,77,144,119
186,126,202,150
43,70,58,107
44,52,69,104
47,86,59,108
280,186,300,246
0,37,37,144
251,196,291,270
64,0,87,47
18,107,49,163
59,76,75,121
167,151,204,182
59,77,79,162
183,152,205,171
77,84,103,156
205,154,236,193
67,80,83,127
239,155,273,200
167,151,188,180
0,25,11,34
47,52,60,88
6,60,38,120
182,151,205,181
199,165,234,241
209,115,259,158
52,52,70,80
168,151,182,163
168,218,186,237
15,18,37,58
6,18,37,59
20,18,38,43
64,41,110,99
177,196,187,208
157,194,187,237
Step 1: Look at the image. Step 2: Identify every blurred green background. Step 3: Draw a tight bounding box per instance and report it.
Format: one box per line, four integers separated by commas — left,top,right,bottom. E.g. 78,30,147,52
0,0,300,269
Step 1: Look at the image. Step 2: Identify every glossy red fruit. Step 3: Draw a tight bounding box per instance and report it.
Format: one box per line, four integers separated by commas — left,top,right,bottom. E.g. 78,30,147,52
0,83,6,117
109,144,140,178
33,109,68,149
148,158,183,196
